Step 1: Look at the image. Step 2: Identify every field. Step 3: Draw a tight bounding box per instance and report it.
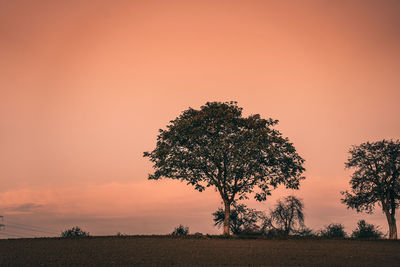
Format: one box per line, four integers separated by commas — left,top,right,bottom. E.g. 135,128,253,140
1,236,399,266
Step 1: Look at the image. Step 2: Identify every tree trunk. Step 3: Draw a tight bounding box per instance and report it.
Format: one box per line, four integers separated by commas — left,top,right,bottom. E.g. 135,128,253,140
223,201,231,236
384,210,397,240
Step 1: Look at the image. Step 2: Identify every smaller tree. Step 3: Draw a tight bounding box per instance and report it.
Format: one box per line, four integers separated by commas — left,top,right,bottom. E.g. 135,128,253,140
213,204,262,235
61,226,90,238
341,140,400,239
263,196,305,236
351,220,382,239
171,224,189,236
319,223,346,238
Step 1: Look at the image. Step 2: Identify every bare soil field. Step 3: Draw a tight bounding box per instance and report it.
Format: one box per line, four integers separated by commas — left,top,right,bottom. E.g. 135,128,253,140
0,236,399,266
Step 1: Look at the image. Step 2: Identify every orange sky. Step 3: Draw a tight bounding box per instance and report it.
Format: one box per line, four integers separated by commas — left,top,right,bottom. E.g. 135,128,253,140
1,0,400,237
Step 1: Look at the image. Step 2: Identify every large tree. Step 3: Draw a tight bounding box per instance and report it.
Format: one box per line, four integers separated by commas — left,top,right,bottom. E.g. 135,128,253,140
144,101,305,235
341,140,400,239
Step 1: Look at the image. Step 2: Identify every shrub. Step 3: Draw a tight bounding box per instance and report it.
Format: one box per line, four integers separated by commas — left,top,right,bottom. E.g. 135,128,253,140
352,220,382,239
171,224,189,236
193,232,203,238
116,232,127,237
263,228,286,237
240,224,262,236
61,226,90,238
294,227,316,237
319,223,346,238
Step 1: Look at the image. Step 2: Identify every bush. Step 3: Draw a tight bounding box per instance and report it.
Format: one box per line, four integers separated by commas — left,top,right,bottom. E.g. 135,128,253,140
61,226,90,238
171,224,189,236
294,227,316,237
116,232,127,237
263,228,286,237
193,232,203,238
319,223,346,238
352,220,382,239
240,224,263,236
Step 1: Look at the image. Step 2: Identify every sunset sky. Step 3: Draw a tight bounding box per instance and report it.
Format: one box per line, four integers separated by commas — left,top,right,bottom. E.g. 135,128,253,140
1,0,400,237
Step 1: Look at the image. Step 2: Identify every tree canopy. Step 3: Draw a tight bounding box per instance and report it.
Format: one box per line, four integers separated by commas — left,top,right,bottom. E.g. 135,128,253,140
341,139,400,239
144,101,305,235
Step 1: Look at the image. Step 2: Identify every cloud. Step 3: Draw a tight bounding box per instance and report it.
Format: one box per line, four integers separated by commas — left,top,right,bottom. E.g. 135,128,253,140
4,202,43,214
0,182,221,235
0,180,393,235
0,181,219,217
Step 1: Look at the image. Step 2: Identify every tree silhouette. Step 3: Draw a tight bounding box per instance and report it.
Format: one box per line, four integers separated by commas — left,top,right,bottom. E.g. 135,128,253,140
144,101,305,235
263,195,305,235
341,140,400,239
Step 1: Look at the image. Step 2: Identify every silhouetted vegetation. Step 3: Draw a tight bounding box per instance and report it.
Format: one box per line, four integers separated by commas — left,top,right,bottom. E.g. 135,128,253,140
262,196,305,236
212,196,308,237
116,232,127,237
351,220,383,239
142,105,397,241
61,226,90,238
213,204,262,235
293,227,316,237
341,139,400,239
319,223,347,238
171,224,189,236
193,232,203,238
144,101,305,235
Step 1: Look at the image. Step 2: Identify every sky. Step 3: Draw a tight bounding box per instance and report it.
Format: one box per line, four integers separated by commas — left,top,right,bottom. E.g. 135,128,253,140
1,0,400,238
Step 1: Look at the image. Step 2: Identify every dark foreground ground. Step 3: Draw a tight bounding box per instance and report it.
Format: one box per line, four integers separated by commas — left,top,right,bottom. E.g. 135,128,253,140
1,236,399,266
